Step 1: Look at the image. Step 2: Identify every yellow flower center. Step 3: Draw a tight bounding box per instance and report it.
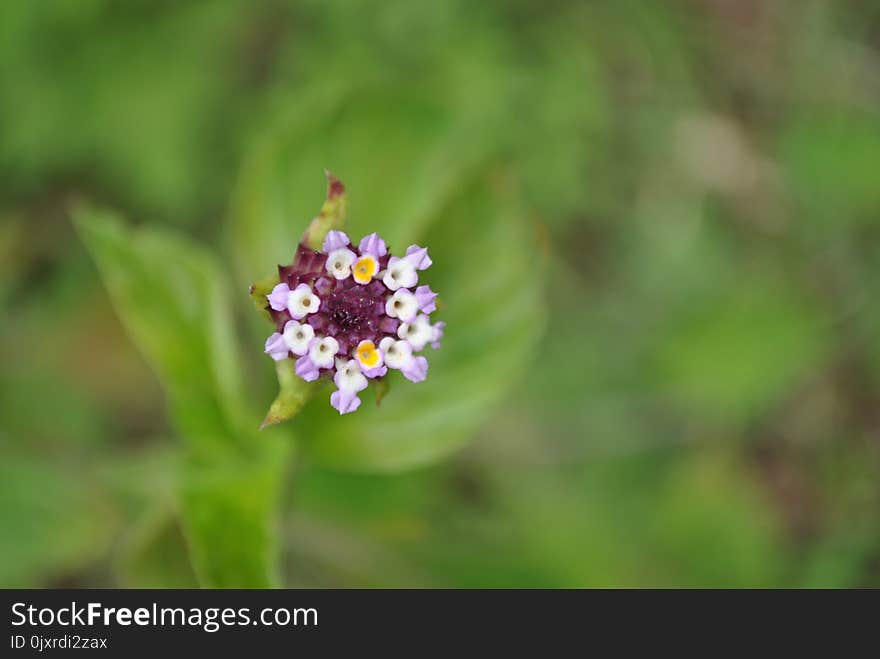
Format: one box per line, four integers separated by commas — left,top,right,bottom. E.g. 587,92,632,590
352,256,378,284
356,341,381,368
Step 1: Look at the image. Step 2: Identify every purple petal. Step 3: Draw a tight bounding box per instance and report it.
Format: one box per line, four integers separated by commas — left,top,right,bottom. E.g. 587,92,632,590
358,232,387,258
379,316,400,334
330,389,362,414
314,276,333,295
361,364,388,379
431,321,446,350
334,336,350,356
267,282,291,311
322,230,350,253
264,332,289,361
401,355,428,382
295,354,320,382
404,244,432,270
367,279,387,296
414,285,437,313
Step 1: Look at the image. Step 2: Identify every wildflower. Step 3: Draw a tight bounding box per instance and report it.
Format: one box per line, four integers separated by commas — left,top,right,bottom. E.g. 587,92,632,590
263,224,442,415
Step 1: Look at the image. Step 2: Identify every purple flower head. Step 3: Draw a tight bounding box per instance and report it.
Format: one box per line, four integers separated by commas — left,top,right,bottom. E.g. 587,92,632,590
262,218,443,415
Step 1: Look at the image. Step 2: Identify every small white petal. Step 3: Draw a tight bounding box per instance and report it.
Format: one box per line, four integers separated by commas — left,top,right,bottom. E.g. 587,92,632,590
385,289,418,322
397,314,434,351
335,359,368,393
282,320,315,356
287,284,320,319
325,248,356,280
382,338,414,370
382,259,418,291
309,336,339,368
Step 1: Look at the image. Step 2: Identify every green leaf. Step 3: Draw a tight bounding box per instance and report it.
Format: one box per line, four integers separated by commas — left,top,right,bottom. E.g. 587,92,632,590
248,272,279,322
229,87,544,470
114,506,199,588
74,205,249,454
180,439,290,588
75,205,290,588
260,359,313,430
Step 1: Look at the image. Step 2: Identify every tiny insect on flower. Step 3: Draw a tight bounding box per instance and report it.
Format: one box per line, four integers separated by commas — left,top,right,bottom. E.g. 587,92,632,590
261,189,443,415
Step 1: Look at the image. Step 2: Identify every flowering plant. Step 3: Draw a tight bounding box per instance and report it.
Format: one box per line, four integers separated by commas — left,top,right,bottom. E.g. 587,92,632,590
73,92,543,588
256,173,444,417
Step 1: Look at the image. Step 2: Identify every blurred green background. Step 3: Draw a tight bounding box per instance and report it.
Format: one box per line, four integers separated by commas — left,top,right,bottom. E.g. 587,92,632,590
2,0,880,588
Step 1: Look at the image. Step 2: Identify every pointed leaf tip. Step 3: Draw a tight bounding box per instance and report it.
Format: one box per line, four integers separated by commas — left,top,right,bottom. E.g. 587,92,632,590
304,170,348,251
260,359,313,429
324,169,345,199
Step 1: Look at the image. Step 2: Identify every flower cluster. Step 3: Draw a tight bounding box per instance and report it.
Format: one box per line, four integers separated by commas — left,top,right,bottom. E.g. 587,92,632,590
264,231,444,414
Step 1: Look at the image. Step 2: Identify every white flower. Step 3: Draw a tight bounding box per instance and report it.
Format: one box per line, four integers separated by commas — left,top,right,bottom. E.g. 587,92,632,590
330,358,368,414
385,289,419,323
334,358,368,393
397,314,434,351
378,336,414,369
287,283,320,319
308,336,339,368
325,248,357,280
382,257,418,291
282,320,314,356
379,337,427,382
